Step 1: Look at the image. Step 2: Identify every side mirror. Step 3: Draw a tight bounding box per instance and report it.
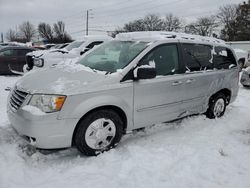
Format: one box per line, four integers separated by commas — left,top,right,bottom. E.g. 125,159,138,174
134,67,156,80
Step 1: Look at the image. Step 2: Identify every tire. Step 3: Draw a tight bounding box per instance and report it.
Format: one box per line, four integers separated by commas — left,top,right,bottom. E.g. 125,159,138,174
74,109,123,156
206,93,227,119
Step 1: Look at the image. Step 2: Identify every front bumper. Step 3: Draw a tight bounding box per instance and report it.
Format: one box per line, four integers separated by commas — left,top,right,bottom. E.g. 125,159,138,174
7,103,79,149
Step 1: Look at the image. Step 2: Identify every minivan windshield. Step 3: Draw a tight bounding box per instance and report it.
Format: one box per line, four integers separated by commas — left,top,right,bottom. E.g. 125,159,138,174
77,40,149,73
65,41,84,51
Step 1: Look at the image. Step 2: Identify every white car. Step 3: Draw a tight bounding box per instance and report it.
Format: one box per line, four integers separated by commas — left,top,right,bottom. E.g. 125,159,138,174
24,35,112,72
233,48,250,68
7,31,239,156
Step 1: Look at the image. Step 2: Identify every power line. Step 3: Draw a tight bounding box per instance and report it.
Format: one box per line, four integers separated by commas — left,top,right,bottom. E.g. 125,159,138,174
94,0,184,17
50,0,138,22
53,0,181,24
93,0,162,15
54,0,218,36
64,1,222,39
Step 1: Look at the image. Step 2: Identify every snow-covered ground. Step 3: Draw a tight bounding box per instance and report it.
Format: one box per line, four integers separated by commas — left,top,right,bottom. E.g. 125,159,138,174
0,76,250,188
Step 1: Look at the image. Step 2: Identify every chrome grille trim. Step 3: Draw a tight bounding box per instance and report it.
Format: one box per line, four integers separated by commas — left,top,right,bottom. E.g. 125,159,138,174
10,95,21,106
9,87,28,112
11,93,23,103
13,89,27,98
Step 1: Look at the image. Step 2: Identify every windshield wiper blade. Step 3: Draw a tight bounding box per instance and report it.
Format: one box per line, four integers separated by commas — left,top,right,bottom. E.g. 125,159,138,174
105,71,112,75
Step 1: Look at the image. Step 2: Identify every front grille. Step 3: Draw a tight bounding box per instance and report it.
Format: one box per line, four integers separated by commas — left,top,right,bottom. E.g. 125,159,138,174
9,88,28,111
26,55,34,70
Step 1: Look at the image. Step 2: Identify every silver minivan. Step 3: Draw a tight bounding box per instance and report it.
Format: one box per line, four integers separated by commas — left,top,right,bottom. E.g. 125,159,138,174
7,32,239,156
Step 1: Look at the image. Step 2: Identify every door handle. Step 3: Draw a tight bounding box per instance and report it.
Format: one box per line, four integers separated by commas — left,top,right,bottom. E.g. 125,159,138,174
186,79,195,84
172,81,183,86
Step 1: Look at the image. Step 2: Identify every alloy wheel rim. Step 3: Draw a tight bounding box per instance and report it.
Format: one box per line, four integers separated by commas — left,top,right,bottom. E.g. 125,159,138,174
213,98,225,117
85,118,116,150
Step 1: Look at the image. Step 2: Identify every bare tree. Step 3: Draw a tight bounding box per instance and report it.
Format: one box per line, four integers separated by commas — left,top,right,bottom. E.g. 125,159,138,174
185,16,218,36
38,23,54,42
164,13,182,31
53,21,72,42
19,21,36,42
124,19,145,32
53,21,65,40
235,1,250,41
143,14,164,31
217,4,238,40
5,29,17,41
122,14,164,32
217,4,238,27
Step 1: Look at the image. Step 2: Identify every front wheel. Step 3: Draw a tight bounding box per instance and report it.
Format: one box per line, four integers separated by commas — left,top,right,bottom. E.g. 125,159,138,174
206,93,227,119
74,109,123,156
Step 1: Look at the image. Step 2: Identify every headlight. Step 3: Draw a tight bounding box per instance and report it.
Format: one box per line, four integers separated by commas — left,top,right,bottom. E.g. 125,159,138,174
33,58,44,67
28,94,66,113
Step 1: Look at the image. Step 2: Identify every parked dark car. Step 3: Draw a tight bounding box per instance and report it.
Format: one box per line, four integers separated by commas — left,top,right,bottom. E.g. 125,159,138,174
0,46,36,75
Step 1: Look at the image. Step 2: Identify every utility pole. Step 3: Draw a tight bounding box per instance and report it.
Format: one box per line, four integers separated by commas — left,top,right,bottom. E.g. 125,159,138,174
86,10,89,36
1,32,3,43
85,9,93,36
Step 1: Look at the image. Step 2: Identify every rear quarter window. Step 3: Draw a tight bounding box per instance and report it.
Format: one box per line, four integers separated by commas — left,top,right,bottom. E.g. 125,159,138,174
213,47,237,69
182,44,213,72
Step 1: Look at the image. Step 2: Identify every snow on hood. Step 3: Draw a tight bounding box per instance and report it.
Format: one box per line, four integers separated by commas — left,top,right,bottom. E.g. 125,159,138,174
27,50,44,57
15,63,119,95
27,48,71,58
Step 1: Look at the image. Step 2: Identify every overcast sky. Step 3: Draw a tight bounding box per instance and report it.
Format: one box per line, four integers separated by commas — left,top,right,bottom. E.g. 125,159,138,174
0,0,244,40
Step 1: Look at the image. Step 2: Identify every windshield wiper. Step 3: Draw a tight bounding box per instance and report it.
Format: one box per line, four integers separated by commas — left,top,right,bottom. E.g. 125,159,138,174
105,71,112,75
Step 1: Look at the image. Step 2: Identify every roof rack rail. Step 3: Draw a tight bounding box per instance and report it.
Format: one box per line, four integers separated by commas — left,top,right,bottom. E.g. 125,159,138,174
116,31,225,45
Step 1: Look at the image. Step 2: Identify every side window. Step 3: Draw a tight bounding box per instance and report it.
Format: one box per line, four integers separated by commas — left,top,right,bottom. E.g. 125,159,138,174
139,44,179,76
0,49,15,56
16,49,31,56
86,41,103,49
182,44,213,72
213,47,237,69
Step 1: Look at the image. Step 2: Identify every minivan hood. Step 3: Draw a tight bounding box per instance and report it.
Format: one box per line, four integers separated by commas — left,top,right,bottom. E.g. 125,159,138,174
28,49,70,58
15,63,119,95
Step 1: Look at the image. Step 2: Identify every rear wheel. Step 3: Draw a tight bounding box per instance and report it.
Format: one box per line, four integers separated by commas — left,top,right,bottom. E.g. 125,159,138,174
74,109,123,156
206,93,227,119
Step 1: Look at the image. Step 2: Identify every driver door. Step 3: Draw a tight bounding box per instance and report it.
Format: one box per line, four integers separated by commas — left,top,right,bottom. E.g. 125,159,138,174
133,44,185,129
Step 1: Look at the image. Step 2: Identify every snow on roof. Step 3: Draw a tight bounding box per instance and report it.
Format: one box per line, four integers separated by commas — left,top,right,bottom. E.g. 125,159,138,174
82,35,112,40
116,31,225,45
4,41,28,47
